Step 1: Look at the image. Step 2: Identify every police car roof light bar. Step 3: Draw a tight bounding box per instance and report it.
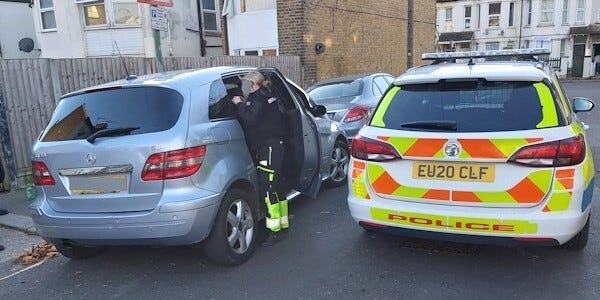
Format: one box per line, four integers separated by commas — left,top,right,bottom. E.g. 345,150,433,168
422,49,551,65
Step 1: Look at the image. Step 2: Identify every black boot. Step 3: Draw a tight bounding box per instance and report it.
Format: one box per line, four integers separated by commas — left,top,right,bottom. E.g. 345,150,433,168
0,209,7,216
0,245,4,252
261,232,284,246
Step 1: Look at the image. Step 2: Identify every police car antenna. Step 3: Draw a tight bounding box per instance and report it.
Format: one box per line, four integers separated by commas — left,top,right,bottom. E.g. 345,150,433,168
114,42,136,80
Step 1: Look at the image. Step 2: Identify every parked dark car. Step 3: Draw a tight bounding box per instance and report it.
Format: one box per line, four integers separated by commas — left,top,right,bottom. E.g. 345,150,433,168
306,73,395,139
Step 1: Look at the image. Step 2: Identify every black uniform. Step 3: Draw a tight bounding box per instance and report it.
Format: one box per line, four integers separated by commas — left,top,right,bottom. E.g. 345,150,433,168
235,86,289,232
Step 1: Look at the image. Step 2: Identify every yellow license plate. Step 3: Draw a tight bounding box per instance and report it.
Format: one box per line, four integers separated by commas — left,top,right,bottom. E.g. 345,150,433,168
412,162,495,182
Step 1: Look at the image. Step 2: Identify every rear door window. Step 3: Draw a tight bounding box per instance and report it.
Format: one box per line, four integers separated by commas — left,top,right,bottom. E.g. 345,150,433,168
371,81,566,132
41,87,183,142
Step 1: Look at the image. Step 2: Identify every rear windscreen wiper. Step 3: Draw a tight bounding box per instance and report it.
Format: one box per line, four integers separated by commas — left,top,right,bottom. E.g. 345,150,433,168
86,127,140,144
400,121,457,131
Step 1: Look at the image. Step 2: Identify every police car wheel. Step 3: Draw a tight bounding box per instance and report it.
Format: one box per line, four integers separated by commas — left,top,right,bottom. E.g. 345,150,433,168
204,187,258,265
562,215,590,251
325,140,349,188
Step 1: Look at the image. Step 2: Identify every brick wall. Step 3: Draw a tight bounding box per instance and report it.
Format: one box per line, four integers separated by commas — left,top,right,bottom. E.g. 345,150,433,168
277,0,436,86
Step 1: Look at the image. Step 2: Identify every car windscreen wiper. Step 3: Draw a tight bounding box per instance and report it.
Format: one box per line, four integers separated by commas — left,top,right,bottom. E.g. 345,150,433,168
400,121,457,131
86,127,140,144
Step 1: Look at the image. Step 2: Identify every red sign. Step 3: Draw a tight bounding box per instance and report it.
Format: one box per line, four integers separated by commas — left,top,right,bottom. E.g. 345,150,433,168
137,0,173,7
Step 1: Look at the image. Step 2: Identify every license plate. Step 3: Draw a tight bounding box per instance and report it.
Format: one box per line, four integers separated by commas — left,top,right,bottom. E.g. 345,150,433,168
412,162,495,182
69,174,128,195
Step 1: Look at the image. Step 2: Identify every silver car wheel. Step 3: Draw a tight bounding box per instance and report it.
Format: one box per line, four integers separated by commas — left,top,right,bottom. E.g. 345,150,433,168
330,145,349,183
226,199,254,254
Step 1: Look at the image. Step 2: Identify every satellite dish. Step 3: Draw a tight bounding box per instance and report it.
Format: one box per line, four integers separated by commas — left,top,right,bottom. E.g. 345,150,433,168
18,38,35,53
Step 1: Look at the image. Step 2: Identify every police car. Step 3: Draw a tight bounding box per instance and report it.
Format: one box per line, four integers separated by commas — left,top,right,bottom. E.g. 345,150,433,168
347,49,596,249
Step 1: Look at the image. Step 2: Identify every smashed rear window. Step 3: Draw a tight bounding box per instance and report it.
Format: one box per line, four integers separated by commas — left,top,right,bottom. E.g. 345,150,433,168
41,87,183,142
370,81,565,132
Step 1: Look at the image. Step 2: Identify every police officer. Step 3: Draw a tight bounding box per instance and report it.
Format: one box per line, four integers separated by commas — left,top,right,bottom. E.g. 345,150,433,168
232,71,289,244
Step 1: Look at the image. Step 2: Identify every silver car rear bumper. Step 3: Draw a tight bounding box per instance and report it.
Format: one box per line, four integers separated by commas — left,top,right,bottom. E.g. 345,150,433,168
30,192,221,246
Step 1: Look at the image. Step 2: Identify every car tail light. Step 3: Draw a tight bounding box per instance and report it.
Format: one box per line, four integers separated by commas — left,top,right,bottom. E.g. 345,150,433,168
343,105,369,123
141,145,206,181
508,135,585,167
351,135,401,161
32,161,55,186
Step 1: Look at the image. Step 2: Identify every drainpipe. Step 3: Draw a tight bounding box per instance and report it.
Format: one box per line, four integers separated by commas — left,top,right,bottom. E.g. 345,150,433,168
407,0,414,68
518,0,524,48
197,0,207,56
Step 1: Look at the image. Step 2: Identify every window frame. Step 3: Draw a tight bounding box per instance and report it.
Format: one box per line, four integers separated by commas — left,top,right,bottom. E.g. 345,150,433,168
488,3,501,27
202,0,220,33
562,0,569,24
540,0,555,25
576,0,585,23
83,2,109,28
464,6,472,29
38,0,57,32
509,2,515,27
112,0,142,27
485,41,500,51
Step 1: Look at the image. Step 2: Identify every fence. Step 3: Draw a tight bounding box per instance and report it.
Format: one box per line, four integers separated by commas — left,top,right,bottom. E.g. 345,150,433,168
0,56,302,187
540,57,562,70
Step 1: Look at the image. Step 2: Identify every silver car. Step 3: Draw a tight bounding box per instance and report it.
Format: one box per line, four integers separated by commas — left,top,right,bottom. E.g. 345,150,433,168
29,67,348,265
307,73,395,139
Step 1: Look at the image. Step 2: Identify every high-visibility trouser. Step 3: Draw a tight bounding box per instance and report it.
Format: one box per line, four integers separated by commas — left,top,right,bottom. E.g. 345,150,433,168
255,140,288,232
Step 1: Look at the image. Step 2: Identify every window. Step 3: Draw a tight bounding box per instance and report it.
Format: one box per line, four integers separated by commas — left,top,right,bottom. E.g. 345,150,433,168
505,40,515,49
41,87,184,142
208,78,238,120
476,4,481,29
244,50,259,56
562,0,569,24
525,40,530,48
84,3,107,27
445,8,452,31
488,3,501,27
373,76,391,97
113,1,140,26
371,81,564,132
241,0,276,12
82,1,140,28
464,6,471,29
307,80,364,103
526,0,532,25
39,0,56,31
262,49,277,56
535,39,552,50
509,2,515,27
560,39,567,56
540,0,555,24
486,42,500,50
577,0,585,23
202,0,219,32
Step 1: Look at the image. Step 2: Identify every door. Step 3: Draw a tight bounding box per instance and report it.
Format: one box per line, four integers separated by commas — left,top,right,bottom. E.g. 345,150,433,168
259,68,322,199
572,44,585,77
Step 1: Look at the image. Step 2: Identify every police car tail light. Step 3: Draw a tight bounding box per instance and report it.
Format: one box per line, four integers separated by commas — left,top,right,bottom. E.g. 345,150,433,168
32,161,55,186
351,136,401,161
142,146,206,181
343,105,369,123
508,135,585,167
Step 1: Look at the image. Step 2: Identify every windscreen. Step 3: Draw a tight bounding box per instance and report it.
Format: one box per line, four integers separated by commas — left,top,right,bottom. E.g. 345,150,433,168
41,87,184,142
371,81,564,132
308,80,363,103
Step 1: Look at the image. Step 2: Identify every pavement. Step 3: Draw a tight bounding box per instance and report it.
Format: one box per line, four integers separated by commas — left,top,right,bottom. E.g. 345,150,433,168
0,190,35,234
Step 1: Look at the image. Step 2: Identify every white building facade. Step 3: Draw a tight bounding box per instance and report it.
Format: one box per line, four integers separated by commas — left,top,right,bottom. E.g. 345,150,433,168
0,0,40,59
222,0,278,56
31,0,223,58
436,0,600,77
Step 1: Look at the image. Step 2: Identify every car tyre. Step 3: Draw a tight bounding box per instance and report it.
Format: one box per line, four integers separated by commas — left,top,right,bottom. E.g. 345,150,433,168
54,242,105,259
204,187,258,265
325,140,350,188
562,215,590,251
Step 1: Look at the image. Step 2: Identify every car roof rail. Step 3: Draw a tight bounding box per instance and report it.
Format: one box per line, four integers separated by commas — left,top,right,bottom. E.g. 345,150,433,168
422,49,551,65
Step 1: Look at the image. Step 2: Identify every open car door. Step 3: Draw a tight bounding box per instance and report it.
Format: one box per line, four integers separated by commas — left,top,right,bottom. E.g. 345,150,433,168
259,68,322,199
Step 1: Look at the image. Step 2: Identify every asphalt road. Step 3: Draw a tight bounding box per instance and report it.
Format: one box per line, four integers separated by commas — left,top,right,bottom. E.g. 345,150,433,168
0,81,599,300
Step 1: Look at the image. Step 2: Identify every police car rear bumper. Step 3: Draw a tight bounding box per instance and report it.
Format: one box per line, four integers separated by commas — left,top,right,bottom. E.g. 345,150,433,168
348,195,590,245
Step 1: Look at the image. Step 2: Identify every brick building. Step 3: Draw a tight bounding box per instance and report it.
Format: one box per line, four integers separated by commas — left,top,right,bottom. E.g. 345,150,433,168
223,0,436,86
278,0,436,85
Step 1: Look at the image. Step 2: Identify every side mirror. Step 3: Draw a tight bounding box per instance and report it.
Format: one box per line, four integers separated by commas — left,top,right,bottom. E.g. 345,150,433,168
312,105,327,117
573,97,595,113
